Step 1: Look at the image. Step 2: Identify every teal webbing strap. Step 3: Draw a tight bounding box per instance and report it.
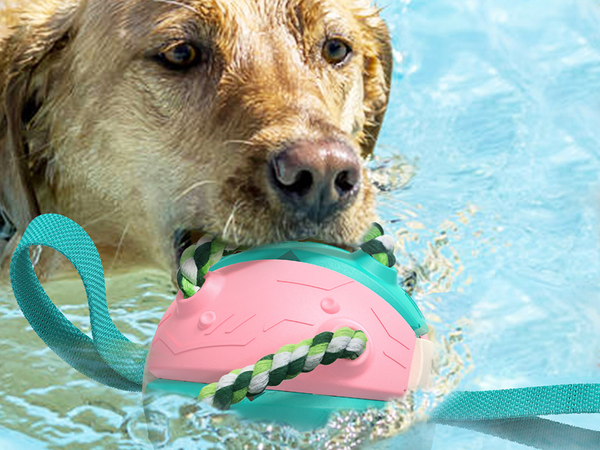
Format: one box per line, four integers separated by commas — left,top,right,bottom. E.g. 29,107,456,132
10,214,146,391
430,384,600,421
429,384,600,448
435,417,600,450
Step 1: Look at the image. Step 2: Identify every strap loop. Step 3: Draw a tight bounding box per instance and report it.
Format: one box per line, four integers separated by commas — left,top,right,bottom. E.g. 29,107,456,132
10,214,145,391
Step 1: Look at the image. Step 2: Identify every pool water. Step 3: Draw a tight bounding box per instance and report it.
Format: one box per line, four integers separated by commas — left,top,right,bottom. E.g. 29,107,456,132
2,0,600,448
380,0,600,447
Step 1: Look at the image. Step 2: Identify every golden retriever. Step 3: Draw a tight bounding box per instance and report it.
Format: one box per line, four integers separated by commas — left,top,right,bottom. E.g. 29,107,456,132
0,0,392,282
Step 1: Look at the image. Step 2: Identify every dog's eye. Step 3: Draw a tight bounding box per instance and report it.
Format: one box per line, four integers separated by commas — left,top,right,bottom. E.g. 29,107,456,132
158,42,202,69
322,38,352,66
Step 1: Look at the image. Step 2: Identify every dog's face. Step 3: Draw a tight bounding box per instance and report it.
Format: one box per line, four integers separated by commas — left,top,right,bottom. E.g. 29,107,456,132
0,0,392,273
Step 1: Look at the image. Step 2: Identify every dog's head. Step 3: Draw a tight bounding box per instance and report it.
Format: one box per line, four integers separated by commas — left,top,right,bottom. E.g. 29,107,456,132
0,0,392,272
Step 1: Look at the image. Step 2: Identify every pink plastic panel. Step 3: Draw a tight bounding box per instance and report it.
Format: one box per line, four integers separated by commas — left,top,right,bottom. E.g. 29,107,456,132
147,260,417,401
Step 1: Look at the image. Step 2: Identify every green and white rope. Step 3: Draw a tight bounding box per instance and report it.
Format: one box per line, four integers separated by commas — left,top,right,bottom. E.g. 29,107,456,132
177,234,251,298
198,327,367,410
177,223,397,298
360,223,396,268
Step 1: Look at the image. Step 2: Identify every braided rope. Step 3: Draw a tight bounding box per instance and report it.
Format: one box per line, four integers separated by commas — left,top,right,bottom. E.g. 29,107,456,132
177,234,251,298
198,327,367,410
177,223,397,298
359,223,397,267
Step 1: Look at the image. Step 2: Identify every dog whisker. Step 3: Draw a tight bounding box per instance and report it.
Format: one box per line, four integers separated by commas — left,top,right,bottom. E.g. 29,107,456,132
174,180,217,203
279,216,288,242
109,220,131,271
151,0,199,16
225,200,244,242
222,140,259,147
233,203,250,244
81,207,123,228
223,199,244,243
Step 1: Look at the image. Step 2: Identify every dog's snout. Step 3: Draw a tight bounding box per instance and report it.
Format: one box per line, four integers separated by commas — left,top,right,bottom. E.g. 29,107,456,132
269,140,361,222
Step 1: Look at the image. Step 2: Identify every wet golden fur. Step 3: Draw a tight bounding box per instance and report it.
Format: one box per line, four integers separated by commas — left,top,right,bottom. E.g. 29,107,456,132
0,0,392,281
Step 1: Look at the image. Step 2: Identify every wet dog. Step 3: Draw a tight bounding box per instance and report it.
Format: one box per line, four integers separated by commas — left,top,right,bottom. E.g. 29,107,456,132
0,0,392,282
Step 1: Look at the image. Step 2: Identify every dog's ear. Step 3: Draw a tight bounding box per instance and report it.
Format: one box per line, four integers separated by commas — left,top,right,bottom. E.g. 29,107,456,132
0,4,78,271
356,3,393,158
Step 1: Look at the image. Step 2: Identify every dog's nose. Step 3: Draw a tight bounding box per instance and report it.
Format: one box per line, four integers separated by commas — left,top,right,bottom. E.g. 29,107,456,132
270,140,361,222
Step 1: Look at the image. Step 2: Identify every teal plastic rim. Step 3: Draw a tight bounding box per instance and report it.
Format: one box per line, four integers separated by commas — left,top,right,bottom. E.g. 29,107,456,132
144,378,387,432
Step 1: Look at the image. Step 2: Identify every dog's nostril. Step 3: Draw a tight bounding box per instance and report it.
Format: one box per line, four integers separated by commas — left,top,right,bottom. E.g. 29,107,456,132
335,170,357,195
269,140,361,222
277,169,314,197
273,155,315,196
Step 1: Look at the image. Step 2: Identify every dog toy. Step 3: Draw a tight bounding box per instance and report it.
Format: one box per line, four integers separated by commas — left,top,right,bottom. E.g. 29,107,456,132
9,214,600,447
143,222,434,429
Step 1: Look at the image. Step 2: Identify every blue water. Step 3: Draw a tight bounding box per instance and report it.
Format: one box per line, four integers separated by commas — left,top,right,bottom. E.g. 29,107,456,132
2,0,600,448
377,0,600,447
